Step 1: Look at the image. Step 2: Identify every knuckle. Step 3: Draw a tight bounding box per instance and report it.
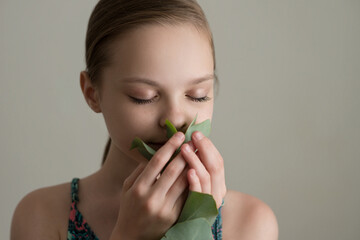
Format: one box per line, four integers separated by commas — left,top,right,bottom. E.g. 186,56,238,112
165,164,178,176
157,207,167,220
157,208,175,223
208,162,221,174
151,154,165,169
143,197,157,215
208,157,224,174
131,183,146,198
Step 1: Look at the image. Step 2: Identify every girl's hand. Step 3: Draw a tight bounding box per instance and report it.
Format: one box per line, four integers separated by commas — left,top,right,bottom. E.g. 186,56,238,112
111,132,189,240
180,131,227,209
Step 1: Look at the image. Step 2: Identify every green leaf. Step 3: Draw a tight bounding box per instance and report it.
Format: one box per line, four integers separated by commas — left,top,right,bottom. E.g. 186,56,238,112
130,116,211,162
184,114,198,142
130,137,156,161
161,218,213,240
165,119,178,138
161,191,218,240
184,119,211,143
178,191,218,225
163,115,212,169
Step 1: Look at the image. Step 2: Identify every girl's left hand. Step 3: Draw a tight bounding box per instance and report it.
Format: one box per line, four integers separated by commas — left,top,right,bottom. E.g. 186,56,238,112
180,131,227,209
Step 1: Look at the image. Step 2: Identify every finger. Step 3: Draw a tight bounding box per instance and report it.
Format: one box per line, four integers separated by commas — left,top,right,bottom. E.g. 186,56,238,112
155,154,187,195
191,131,226,207
171,187,188,217
122,163,147,191
187,141,196,151
137,132,184,187
165,167,189,206
181,143,211,194
191,131,223,175
187,169,202,192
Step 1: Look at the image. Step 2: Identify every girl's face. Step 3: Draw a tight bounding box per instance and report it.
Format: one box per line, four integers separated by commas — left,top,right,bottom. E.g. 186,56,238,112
98,24,214,163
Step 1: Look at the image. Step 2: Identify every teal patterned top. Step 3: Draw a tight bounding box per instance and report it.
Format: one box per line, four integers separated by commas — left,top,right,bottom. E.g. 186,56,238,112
67,178,223,239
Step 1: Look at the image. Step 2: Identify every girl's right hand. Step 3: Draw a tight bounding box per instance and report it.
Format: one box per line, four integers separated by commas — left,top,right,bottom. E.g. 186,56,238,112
110,132,188,240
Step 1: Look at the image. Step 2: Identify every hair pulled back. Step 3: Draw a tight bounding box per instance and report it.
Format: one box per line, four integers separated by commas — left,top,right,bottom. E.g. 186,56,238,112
84,0,216,165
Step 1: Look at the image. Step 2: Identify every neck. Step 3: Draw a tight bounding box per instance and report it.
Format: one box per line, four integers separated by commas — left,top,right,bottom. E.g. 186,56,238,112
97,141,140,193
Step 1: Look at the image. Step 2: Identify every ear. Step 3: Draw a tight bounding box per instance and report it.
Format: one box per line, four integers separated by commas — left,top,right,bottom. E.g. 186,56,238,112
80,71,102,113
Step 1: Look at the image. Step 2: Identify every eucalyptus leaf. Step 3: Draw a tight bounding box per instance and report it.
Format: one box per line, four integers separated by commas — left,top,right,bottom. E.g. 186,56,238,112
184,114,198,142
165,119,178,139
178,191,218,225
161,191,218,240
184,119,211,143
130,137,156,161
130,115,212,162
161,218,213,240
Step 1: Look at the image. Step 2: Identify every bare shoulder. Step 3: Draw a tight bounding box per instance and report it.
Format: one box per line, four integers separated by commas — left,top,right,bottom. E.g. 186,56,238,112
11,182,71,240
222,190,278,240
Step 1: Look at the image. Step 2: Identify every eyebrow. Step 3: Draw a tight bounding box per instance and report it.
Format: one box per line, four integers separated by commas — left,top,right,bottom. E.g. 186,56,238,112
121,74,214,86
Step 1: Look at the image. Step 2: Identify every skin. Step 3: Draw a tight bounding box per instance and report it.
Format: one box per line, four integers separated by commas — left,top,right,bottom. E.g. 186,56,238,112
11,24,278,240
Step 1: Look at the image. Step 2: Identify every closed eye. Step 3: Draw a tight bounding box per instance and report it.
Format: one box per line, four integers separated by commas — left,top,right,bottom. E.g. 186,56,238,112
129,95,211,104
129,96,155,105
187,95,211,102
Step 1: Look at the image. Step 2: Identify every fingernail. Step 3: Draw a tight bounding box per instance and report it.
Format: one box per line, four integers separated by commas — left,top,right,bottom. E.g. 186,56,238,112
193,131,203,140
174,132,184,140
183,144,191,152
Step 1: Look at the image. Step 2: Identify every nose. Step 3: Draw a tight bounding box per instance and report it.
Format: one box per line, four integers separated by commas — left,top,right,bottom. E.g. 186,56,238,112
159,101,189,133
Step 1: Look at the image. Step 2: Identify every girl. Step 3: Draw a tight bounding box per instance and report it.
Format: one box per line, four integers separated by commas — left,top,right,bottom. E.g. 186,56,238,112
11,0,278,239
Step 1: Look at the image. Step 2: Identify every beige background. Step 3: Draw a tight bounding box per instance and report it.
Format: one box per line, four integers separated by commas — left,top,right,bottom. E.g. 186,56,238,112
1,0,359,239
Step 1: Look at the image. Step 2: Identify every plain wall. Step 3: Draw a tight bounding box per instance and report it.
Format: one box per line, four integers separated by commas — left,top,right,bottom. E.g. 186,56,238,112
1,0,359,239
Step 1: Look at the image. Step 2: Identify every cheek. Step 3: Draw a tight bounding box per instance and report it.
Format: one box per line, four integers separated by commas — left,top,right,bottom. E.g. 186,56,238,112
102,103,157,149
194,102,214,123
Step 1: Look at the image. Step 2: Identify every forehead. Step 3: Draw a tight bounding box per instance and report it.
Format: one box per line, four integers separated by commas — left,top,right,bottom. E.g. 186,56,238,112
104,24,214,84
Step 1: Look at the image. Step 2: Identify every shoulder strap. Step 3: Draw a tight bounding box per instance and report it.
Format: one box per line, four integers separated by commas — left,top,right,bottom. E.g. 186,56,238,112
212,199,224,239
70,178,80,203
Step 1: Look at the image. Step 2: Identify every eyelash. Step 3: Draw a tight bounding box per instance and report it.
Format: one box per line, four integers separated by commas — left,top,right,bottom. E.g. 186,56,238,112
129,95,211,105
129,96,155,105
187,96,211,102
